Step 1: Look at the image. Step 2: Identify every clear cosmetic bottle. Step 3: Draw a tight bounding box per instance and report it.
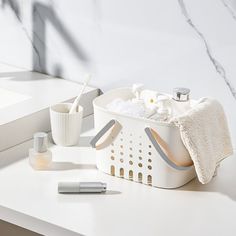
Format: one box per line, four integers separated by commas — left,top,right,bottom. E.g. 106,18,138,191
29,132,52,170
172,87,191,116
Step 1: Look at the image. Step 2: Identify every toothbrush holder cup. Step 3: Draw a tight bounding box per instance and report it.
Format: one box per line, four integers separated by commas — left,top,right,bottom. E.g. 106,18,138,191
50,103,83,146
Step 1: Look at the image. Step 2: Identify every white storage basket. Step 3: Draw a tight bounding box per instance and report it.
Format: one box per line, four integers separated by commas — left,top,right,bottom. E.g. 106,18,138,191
90,88,196,188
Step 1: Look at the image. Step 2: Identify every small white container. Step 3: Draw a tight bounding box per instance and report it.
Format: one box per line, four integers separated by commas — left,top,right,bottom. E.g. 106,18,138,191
50,103,83,146
172,87,191,116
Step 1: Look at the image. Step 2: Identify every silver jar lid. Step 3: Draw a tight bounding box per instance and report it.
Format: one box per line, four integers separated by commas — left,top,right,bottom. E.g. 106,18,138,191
33,132,48,153
173,87,190,101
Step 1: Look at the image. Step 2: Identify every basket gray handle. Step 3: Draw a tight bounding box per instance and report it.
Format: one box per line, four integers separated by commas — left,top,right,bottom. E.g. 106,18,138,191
90,120,122,150
145,127,193,171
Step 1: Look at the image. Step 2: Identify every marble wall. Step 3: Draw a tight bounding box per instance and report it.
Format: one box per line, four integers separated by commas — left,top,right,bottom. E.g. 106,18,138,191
0,0,236,146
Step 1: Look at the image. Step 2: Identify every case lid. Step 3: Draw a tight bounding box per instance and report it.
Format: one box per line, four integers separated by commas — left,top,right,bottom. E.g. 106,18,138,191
173,87,190,101
33,132,48,153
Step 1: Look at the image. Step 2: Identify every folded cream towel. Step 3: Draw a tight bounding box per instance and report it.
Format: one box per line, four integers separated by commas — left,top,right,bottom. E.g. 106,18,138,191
171,98,233,184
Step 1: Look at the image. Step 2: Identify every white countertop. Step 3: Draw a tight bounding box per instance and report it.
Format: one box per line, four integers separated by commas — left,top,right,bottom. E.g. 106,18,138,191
0,66,98,125
0,116,235,236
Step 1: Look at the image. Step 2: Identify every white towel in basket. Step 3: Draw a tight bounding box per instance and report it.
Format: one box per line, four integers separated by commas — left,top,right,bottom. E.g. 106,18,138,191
171,98,233,184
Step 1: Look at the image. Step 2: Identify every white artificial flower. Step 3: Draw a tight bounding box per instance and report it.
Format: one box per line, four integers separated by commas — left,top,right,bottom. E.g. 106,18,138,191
140,90,159,109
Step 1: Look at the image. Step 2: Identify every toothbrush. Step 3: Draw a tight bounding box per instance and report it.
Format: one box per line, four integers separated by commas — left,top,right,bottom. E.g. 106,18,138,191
69,74,92,114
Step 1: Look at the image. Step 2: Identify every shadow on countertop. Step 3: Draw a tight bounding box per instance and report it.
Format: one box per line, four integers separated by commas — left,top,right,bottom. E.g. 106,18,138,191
49,162,96,171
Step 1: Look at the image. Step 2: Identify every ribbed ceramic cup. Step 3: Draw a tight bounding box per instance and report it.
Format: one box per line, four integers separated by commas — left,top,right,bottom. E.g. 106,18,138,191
50,103,83,146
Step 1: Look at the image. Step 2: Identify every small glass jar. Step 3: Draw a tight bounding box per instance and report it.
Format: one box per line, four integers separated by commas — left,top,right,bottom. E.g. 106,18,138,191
29,132,52,170
172,87,191,116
